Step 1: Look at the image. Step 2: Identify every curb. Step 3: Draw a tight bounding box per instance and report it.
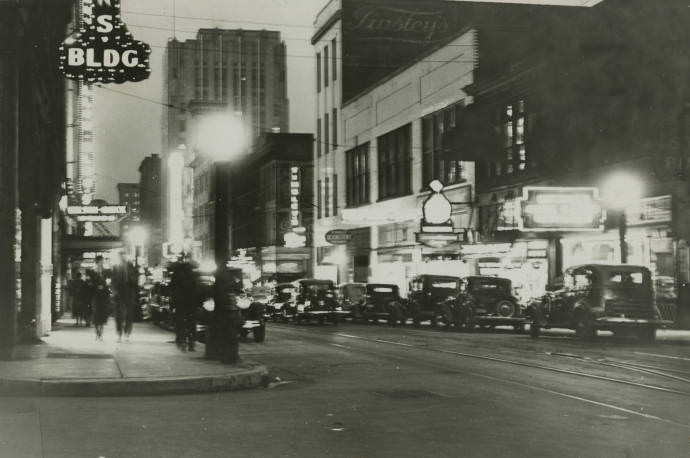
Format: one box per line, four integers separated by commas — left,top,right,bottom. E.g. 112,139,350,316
0,362,269,397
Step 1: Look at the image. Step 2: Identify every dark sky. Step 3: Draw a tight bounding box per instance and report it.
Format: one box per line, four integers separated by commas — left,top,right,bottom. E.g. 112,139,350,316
93,0,324,201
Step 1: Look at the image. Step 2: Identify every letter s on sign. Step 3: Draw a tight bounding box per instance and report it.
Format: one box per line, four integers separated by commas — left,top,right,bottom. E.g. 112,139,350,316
122,50,139,67
96,15,114,33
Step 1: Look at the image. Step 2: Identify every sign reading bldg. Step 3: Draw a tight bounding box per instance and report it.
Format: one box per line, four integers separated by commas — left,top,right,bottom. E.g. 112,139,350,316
59,0,151,84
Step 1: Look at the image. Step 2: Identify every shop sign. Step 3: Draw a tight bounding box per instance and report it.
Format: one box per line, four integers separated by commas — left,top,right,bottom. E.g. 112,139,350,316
66,205,127,215
519,187,604,232
461,243,512,257
59,0,151,84
416,232,460,248
290,166,301,227
325,229,352,245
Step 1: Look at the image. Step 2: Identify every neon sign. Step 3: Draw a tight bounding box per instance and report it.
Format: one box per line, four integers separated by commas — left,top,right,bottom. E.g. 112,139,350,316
59,0,151,84
519,187,604,232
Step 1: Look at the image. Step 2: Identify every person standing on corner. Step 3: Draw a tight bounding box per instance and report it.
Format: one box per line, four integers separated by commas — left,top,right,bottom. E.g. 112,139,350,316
112,251,138,342
212,262,242,364
169,254,201,352
89,255,111,341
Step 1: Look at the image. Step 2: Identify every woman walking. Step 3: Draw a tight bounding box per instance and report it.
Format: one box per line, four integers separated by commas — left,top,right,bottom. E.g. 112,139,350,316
88,256,111,341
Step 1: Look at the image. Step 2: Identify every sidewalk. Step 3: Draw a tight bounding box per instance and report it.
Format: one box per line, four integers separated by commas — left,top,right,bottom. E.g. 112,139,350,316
0,319,268,397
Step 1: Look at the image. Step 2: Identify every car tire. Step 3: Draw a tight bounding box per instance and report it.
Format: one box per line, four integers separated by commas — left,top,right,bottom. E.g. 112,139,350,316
575,314,596,341
254,325,266,343
496,300,516,318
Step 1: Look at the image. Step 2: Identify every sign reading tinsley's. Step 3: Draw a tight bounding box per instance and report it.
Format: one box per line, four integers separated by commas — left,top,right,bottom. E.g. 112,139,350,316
58,0,151,84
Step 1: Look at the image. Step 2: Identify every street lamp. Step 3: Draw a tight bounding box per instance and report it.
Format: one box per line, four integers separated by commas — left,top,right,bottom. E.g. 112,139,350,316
602,173,643,264
127,225,148,281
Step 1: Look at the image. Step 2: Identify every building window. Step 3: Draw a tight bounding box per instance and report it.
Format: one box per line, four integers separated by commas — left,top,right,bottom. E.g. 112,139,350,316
422,103,465,187
324,113,329,155
498,99,528,174
316,52,321,93
346,143,370,207
332,108,338,148
324,176,330,217
332,37,337,81
316,118,321,157
324,45,329,87
317,179,322,219
333,173,338,216
378,124,412,200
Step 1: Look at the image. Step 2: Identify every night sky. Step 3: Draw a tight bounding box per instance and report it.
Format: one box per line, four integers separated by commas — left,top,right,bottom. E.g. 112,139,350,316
93,0,324,202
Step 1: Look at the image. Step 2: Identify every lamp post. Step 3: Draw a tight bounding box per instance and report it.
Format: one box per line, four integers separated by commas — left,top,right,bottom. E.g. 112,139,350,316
602,173,643,264
195,111,246,362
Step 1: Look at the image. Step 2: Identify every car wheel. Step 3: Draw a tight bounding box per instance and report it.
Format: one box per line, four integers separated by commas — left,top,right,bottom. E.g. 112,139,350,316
253,325,266,343
575,314,596,340
496,300,516,318
637,327,656,343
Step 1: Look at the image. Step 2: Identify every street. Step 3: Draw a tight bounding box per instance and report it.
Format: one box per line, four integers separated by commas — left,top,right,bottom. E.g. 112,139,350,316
2,323,688,458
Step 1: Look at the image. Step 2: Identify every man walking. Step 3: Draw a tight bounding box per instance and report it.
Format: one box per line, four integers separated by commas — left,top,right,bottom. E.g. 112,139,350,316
112,252,138,342
169,254,201,351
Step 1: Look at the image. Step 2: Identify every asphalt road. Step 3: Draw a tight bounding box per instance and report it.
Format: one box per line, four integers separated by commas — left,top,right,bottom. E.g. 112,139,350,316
2,323,689,458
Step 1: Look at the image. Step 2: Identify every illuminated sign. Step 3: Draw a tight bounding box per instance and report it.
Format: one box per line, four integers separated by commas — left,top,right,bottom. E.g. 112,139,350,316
284,231,307,248
325,229,352,245
290,166,301,227
59,0,151,84
625,195,672,227
66,205,127,216
519,187,604,231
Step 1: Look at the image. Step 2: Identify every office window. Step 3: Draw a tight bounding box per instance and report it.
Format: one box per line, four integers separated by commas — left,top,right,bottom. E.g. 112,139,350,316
316,52,321,93
498,99,528,174
317,179,322,219
324,113,329,155
422,103,465,187
378,124,412,200
332,37,337,81
333,173,338,216
316,118,321,157
324,45,329,87
346,143,370,207
324,176,330,217
332,108,338,148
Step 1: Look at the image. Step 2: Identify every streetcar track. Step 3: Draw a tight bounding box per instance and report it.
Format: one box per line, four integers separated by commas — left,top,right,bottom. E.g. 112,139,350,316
268,324,690,397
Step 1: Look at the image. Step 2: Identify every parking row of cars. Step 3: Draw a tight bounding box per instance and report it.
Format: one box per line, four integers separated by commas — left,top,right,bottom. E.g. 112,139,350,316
260,264,671,341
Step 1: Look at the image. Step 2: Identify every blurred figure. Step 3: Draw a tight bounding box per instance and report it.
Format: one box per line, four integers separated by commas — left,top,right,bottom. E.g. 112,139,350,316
68,269,87,326
112,252,138,342
169,254,201,352
208,263,242,363
88,256,110,341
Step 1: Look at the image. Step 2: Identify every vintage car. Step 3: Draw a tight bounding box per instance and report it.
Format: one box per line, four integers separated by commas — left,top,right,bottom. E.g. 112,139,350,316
149,281,173,329
361,283,406,326
338,283,366,319
294,279,344,324
408,275,462,327
528,264,671,341
452,276,526,332
267,282,298,321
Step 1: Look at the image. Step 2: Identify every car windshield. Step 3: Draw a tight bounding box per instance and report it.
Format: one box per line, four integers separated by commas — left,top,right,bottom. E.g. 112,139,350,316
469,279,509,293
604,270,647,288
430,279,460,292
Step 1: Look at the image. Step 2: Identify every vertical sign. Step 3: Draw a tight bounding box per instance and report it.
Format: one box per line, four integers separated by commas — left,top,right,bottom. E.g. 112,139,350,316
290,166,300,227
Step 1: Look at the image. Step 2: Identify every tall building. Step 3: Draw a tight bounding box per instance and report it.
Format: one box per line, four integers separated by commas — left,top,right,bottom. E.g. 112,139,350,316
163,28,291,260
139,155,163,266
117,183,141,237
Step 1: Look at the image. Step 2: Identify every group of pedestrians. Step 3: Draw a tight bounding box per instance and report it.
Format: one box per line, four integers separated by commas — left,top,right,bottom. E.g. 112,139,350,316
168,254,201,352
68,253,139,342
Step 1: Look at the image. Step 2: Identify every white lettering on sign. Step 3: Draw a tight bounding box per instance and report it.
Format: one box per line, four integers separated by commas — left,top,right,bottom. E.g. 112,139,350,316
96,15,114,33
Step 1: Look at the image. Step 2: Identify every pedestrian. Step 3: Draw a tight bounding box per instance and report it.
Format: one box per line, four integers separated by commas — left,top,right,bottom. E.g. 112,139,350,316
68,269,86,326
169,254,201,352
112,252,138,342
88,255,110,341
212,263,243,364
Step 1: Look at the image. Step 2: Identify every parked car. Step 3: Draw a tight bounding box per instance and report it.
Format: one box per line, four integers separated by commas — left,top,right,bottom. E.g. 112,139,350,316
408,275,462,328
149,281,173,329
295,279,343,324
338,282,366,319
452,276,526,332
267,282,298,321
361,283,406,326
528,264,671,341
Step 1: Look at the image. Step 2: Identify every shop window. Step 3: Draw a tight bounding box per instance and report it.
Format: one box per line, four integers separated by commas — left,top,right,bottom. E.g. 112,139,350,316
378,124,412,200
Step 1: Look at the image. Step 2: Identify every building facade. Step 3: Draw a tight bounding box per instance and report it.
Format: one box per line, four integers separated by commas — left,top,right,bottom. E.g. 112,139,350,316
117,182,141,237
139,155,164,266
231,133,314,282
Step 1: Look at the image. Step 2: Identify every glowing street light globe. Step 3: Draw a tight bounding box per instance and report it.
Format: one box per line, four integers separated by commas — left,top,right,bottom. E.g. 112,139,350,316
602,173,644,209
423,180,452,225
